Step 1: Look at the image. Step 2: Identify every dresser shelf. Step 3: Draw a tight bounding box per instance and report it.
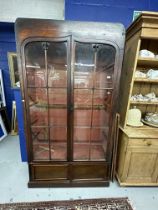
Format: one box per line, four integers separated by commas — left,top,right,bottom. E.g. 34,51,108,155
117,12,158,186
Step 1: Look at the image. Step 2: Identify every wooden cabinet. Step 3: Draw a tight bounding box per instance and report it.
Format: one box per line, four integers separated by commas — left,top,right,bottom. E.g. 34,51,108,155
117,127,158,186
15,18,125,187
117,12,158,186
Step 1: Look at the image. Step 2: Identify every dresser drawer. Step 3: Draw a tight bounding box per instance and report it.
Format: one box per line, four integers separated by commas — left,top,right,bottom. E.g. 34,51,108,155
128,138,158,147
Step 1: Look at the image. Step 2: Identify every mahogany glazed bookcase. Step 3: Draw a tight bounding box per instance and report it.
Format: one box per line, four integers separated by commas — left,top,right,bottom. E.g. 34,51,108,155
15,18,125,187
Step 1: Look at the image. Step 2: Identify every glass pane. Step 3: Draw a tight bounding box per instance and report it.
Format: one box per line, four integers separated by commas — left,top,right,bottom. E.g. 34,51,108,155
73,42,115,161
48,53,67,159
32,127,49,160
91,128,107,160
74,42,94,88
48,70,67,88
92,110,109,127
25,41,68,88
49,108,67,126
101,127,109,157
73,128,107,161
73,127,90,160
49,89,67,106
28,88,48,126
74,89,92,107
74,71,94,89
90,145,105,160
25,40,68,161
74,110,92,126
74,127,91,142
50,127,67,141
50,143,67,160
47,42,67,88
25,42,46,87
95,71,113,89
95,44,115,88
74,144,89,160
93,89,112,106
50,127,67,160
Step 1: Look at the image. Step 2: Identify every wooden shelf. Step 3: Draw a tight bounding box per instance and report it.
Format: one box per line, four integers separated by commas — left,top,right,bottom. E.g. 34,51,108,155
137,57,158,67
119,125,158,138
134,78,158,83
29,103,107,110
130,101,158,105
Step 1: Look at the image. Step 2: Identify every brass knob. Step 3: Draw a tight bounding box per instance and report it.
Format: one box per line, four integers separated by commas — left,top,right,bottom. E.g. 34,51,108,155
146,141,152,146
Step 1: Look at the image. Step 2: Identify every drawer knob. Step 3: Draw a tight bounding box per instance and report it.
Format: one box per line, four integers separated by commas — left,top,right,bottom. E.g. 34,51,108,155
146,141,152,146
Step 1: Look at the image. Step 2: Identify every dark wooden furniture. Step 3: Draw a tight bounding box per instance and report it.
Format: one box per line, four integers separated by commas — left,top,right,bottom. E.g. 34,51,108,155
15,18,125,187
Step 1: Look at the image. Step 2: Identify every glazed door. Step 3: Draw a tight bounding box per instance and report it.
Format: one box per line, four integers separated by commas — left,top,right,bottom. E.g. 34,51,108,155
73,41,116,161
24,39,70,161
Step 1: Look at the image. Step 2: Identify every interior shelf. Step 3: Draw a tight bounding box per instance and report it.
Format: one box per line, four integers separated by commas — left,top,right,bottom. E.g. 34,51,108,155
33,142,105,161
29,104,107,110
134,78,158,83
137,57,158,67
119,125,158,138
130,101,158,105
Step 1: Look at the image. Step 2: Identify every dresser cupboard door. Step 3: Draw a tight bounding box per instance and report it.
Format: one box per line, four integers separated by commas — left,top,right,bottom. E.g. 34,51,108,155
23,39,70,161
121,147,158,184
72,41,116,161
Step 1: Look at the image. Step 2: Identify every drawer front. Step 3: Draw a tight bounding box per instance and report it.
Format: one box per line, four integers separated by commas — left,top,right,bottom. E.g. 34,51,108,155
71,163,109,180
128,138,158,147
30,162,109,182
31,164,68,180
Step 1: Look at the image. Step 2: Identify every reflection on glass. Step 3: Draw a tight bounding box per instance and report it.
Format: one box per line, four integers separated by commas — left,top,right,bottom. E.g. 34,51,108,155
50,127,67,160
48,70,67,88
49,109,67,126
49,89,67,106
50,143,67,160
25,42,46,87
74,110,92,126
32,127,49,160
92,110,109,127
25,41,68,88
47,42,67,88
50,127,67,141
28,88,48,126
74,43,94,88
95,71,113,89
93,90,112,106
96,44,115,89
74,128,91,142
73,42,115,161
90,145,105,160
74,144,89,160
26,68,46,87
74,89,92,107
74,71,94,89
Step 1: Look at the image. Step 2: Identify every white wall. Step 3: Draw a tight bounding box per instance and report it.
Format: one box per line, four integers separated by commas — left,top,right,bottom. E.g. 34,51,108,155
0,0,64,22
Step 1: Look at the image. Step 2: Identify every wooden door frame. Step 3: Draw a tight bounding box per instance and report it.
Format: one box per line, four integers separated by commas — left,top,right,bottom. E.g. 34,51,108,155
20,36,71,162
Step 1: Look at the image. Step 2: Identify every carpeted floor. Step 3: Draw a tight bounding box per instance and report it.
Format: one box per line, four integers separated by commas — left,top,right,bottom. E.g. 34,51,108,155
0,198,133,210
